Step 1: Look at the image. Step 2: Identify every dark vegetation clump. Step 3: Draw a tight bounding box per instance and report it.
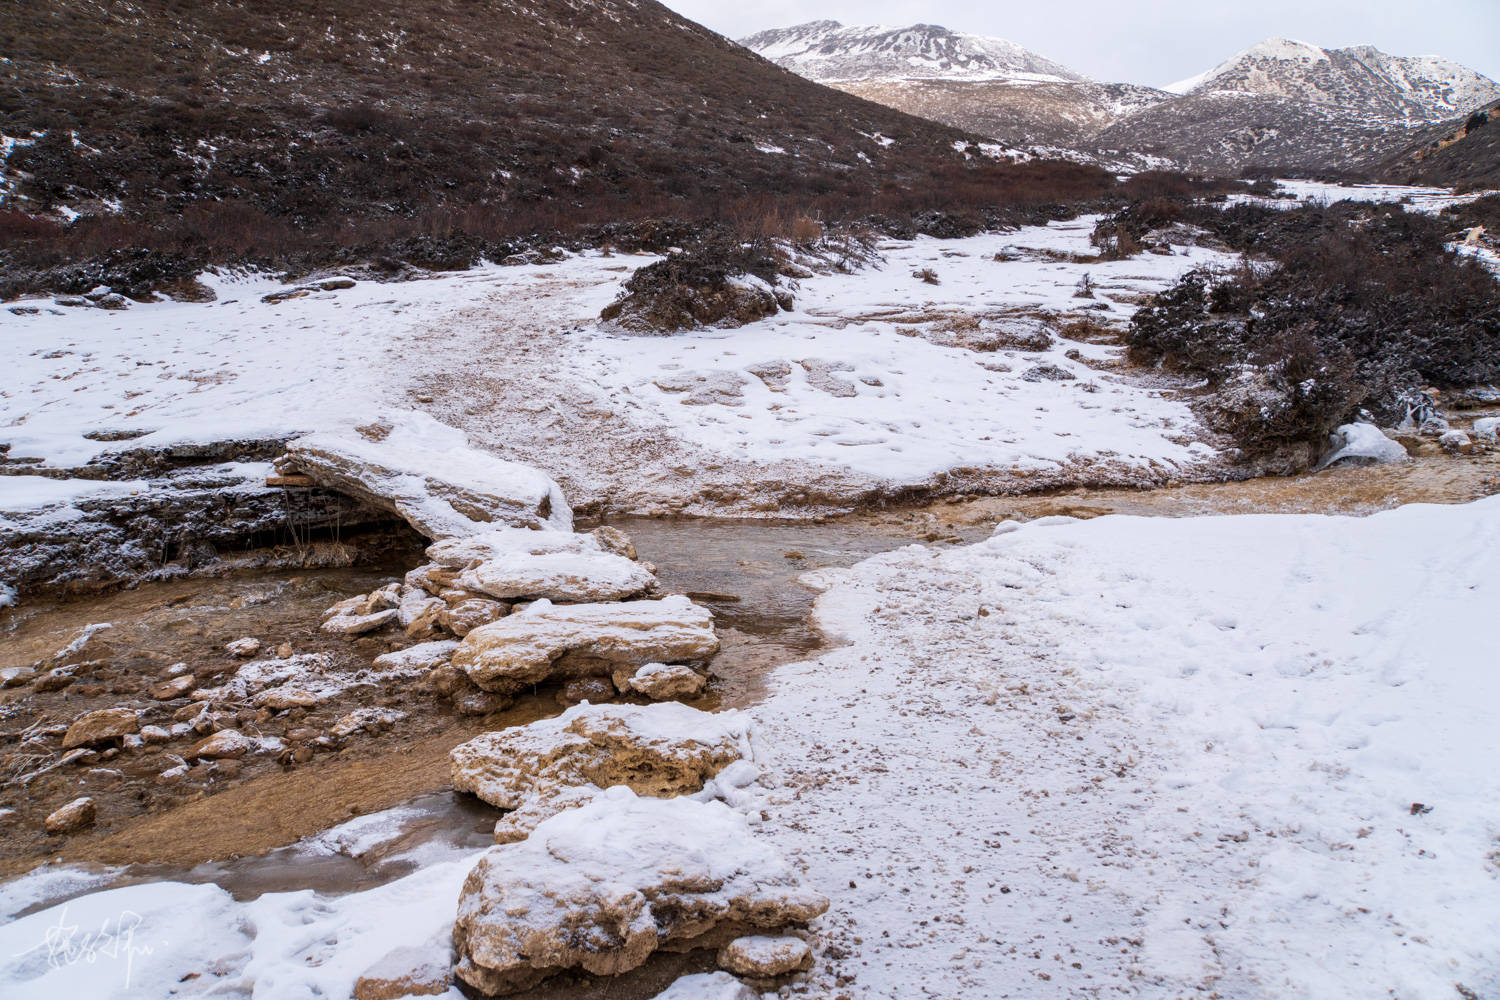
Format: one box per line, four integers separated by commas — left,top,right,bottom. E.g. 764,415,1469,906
600,239,792,333
1127,202,1500,460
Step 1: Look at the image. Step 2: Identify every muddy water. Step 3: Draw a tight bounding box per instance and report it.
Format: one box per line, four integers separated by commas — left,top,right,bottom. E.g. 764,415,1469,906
2,449,1495,914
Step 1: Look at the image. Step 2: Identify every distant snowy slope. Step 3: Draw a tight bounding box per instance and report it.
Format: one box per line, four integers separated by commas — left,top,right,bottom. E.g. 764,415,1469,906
1167,37,1500,121
741,20,1087,85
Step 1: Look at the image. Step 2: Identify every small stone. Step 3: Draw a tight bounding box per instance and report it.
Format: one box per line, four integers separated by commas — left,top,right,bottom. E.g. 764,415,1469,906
275,643,295,659
169,722,194,739
330,708,406,739
190,728,257,760
717,935,814,977
140,725,172,744
556,677,617,706
253,686,322,711
454,691,513,716
44,797,97,835
352,937,453,1000
161,661,192,678
1439,429,1474,454
94,293,131,310
322,609,400,636
589,525,638,560
157,764,189,784
62,708,141,749
627,663,707,701
149,674,197,700
226,637,262,657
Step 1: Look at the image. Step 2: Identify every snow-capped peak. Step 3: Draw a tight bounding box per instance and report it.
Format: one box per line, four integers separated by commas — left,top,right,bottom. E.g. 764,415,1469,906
741,21,1088,86
1166,37,1500,120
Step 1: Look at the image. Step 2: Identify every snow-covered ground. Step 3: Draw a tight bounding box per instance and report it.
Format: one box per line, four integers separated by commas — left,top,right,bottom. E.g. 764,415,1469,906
753,498,1500,997
1247,179,1495,214
2,217,1236,522
582,220,1230,483
3,498,1495,998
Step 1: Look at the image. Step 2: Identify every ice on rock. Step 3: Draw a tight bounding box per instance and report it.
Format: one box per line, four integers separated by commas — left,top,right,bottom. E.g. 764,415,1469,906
451,702,750,842
1318,422,1408,468
282,411,572,539
452,595,719,693
452,787,829,996
1473,416,1500,442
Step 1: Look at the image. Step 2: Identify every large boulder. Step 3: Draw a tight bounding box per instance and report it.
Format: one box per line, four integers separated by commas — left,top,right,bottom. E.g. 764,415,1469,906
458,550,657,603
281,411,572,539
453,596,718,694
452,788,829,995
450,702,750,842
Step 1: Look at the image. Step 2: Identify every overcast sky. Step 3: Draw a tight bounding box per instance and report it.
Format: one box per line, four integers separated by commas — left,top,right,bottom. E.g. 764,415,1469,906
661,1,1500,88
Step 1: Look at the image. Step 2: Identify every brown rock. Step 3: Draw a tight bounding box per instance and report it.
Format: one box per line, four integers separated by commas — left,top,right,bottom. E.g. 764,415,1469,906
717,936,814,977
44,797,97,835
225,637,262,658
556,677,617,706
190,728,257,759
439,598,510,638
148,674,197,700
454,691,514,716
589,525,638,560
0,666,36,688
62,708,140,749
253,686,322,711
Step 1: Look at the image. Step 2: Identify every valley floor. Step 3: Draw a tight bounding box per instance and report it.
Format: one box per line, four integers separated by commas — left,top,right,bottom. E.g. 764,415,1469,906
1,181,1497,1000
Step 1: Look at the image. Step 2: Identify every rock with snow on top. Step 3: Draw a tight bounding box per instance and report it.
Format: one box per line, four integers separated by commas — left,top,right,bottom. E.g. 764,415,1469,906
450,702,750,843
373,641,461,676
1439,429,1474,454
717,935,814,977
650,973,758,1000
628,662,707,700
190,728,257,759
62,708,140,749
589,525,638,560
44,797,96,835
452,787,829,995
453,596,718,694
1473,417,1500,442
281,411,572,539
225,637,262,657
426,528,602,570
458,550,657,603
322,609,399,635
331,707,406,739
1320,422,1409,468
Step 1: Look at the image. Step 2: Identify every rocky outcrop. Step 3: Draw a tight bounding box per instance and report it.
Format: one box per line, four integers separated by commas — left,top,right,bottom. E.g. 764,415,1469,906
450,702,750,842
452,788,829,995
280,411,572,539
453,596,718,694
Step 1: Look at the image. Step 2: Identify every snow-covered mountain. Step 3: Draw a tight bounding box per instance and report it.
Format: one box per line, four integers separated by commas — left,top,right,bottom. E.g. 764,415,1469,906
1167,38,1500,122
741,20,1086,85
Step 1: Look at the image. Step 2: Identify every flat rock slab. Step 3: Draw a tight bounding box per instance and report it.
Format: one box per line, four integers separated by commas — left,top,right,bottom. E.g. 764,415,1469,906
453,595,718,694
62,708,140,749
458,550,657,603
453,787,828,996
427,527,605,569
283,411,572,539
450,702,750,842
